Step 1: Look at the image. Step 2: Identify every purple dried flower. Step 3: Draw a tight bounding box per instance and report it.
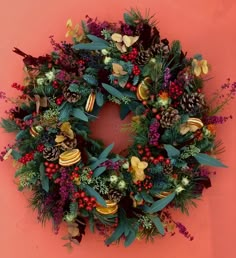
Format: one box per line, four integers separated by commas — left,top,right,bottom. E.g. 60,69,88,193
148,119,160,146
175,222,194,240
0,91,6,100
205,115,232,124
163,68,171,88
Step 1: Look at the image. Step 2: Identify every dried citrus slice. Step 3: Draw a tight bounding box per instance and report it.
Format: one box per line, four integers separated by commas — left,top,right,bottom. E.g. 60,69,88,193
137,78,151,100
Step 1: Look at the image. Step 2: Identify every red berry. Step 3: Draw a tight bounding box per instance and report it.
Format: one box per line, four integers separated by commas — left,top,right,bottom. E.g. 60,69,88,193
165,159,171,165
80,192,85,198
49,163,54,168
46,168,52,173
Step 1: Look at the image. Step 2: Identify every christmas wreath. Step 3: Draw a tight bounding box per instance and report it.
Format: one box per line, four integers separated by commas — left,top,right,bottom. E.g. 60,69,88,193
1,9,235,250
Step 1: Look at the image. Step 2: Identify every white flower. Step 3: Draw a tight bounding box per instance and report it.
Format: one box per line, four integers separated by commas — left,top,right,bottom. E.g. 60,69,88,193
104,56,111,65
45,71,55,81
36,77,45,86
117,180,126,190
101,49,109,55
110,175,118,184
122,160,129,170
175,185,185,194
181,177,190,186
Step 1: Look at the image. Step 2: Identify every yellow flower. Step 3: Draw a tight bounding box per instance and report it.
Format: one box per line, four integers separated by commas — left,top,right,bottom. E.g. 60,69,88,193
192,59,208,76
130,156,148,183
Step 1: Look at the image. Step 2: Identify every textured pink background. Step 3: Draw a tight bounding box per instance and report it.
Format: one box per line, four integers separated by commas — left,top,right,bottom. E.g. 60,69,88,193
0,1,236,258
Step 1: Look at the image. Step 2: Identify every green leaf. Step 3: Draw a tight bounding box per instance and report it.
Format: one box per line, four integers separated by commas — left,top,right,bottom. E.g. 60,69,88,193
105,224,124,246
145,192,176,213
72,108,88,122
11,150,21,160
87,34,109,45
124,230,136,247
16,130,27,140
164,144,180,158
68,83,79,92
83,74,98,86
194,153,227,168
96,91,104,107
1,118,19,132
93,166,107,177
89,215,95,232
39,163,49,192
89,157,107,170
102,83,124,99
83,185,106,206
59,102,73,121
73,35,109,51
150,216,165,235
99,143,114,159
141,192,154,203
120,104,130,120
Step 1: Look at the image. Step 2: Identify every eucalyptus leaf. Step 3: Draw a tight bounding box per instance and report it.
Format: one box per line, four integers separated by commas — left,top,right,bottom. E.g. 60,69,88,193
96,91,104,107
89,157,107,170
98,143,114,159
72,108,88,122
68,83,79,92
194,153,227,168
105,223,124,246
150,216,165,235
102,83,124,99
145,192,176,213
73,35,109,51
11,150,21,160
93,166,107,177
164,144,180,158
83,74,98,86
124,230,136,247
120,104,130,120
39,163,49,192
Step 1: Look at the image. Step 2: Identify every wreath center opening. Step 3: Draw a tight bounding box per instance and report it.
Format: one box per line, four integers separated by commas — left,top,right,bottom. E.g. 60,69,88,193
90,102,133,154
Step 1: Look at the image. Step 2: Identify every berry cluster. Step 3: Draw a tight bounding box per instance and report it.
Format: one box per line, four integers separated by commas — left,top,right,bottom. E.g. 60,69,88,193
70,167,80,184
52,81,59,89
73,191,97,211
137,145,170,165
19,152,34,164
56,96,64,105
36,144,45,152
44,162,60,179
121,48,138,62
11,82,25,91
168,82,183,100
125,82,137,92
135,175,153,192
132,64,141,76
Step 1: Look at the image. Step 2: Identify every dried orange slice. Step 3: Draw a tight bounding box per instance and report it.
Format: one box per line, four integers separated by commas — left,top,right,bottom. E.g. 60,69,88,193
137,78,151,100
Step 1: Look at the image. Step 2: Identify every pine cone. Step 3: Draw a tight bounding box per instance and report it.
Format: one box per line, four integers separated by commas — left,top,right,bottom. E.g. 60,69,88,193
63,88,81,103
180,92,205,114
149,39,170,58
60,138,77,150
163,163,173,174
108,189,123,203
136,50,151,65
160,107,180,128
43,146,60,161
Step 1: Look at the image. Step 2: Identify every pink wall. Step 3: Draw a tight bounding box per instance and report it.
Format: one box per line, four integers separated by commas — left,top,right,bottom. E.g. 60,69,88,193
0,1,235,258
